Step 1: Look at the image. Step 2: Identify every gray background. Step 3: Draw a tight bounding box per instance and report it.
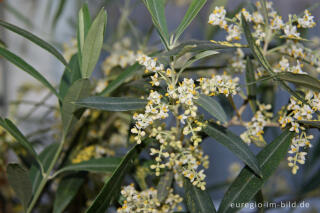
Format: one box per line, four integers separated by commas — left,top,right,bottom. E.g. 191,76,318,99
0,0,320,212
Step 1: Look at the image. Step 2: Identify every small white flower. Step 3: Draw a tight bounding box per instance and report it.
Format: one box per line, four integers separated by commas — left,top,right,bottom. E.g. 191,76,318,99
270,15,284,30
226,24,241,41
298,10,316,28
284,24,300,38
208,6,227,29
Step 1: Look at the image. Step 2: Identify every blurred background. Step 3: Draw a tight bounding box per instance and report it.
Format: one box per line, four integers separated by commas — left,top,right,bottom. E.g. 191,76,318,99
1,0,320,212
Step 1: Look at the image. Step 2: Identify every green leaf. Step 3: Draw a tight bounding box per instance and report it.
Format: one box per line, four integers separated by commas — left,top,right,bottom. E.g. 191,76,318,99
245,57,257,113
297,120,320,129
0,39,6,48
75,96,147,112
99,63,141,96
157,172,173,203
184,178,217,213
54,157,122,176
77,3,91,67
143,0,170,49
277,72,320,92
0,117,41,165
218,130,294,213
179,50,219,73
164,40,239,57
52,0,67,30
61,79,91,137
78,4,91,51
59,54,82,100
53,173,85,213
29,143,59,193
81,8,107,78
195,95,227,123
0,20,68,66
0,47,60,100
204,123,262,177
174,0,207,42
7,163,33,211
86,144,141,213
241,14,274,76
259,0,269,27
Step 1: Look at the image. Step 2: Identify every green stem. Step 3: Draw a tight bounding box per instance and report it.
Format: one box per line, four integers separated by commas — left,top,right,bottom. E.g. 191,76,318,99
27,137,65,213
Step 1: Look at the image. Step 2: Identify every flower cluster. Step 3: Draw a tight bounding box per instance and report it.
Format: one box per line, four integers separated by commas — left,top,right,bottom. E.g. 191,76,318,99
149,126,209,190
131,90,169,144
207,2,319,176
208,1,316,44
117,184,183,213
278,92,319,174
131,53,239,190
198,73,239,97
280,40,320,73
241,104,273,147
275,56,306,74
102,38,137,75
208,6,227,29
227,48,246,73
297,10,316,28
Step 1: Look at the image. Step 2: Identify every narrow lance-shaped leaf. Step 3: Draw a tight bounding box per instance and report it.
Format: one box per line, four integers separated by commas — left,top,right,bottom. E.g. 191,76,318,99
0,47,60,100
218,130,294,213
53,173,85,213
29,143,59,194
99,63,141,96
246,57,257,113
52,0,67,30
157,172,173,203
77,3,91,67
260,0,269,27
59,54,82,100
179,50,219,74
61,79,91,137
7,163,33,212
204,123,262,177
174,0,207,42
0,39,6,48
75,97,147,112
0,20,68,66
54,157,122,177
277,72,320,92
184,178,217,213
241,14,274,76
81,8,107,78
143,0,170,49
164,40,238,57
195,95,228,123
297,120,320,129
86,144,142,213
0,117,41,166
